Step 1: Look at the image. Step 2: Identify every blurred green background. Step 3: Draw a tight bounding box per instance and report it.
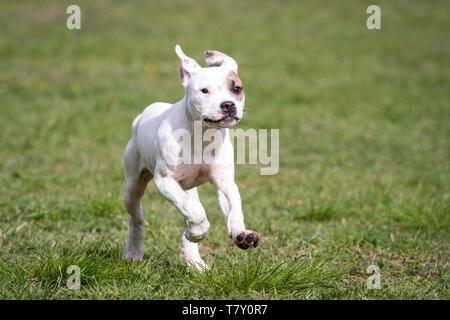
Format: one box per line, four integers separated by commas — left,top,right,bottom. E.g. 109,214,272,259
0,0,448,299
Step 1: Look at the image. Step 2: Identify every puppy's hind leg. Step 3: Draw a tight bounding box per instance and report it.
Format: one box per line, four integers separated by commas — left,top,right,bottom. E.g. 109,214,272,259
181,188,209,272
123,138,152,261
181,232,209,272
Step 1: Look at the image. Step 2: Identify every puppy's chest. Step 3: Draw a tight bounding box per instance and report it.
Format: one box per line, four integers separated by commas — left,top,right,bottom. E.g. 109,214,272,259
171,165,211,190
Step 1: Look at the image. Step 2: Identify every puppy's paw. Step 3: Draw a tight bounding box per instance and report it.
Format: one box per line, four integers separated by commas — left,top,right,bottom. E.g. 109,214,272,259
123,242,144,262
186,259,210,273
230,230,259,250
122,251,143,262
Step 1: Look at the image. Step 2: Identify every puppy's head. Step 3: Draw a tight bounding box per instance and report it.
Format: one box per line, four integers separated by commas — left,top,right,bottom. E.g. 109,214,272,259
175,45,245,128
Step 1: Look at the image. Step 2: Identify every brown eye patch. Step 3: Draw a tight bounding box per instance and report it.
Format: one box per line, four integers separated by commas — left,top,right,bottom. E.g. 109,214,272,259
227,71,244,101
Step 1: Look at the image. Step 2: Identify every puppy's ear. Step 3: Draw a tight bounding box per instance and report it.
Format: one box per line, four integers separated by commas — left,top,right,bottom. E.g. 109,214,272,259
175,45,201,88
204,50,238,74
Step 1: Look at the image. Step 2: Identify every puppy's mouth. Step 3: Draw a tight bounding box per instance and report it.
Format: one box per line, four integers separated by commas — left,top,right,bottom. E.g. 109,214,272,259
203,115,240,124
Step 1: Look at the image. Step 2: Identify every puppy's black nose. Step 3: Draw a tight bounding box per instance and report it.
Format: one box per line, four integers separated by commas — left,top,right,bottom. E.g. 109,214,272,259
220,101,236,116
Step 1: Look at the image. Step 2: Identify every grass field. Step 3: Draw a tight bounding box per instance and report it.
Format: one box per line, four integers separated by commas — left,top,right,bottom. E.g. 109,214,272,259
0,0,449,299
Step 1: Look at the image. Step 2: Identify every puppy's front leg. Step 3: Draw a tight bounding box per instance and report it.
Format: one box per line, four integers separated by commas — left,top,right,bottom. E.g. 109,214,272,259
213,178,259,250
153,174,210,243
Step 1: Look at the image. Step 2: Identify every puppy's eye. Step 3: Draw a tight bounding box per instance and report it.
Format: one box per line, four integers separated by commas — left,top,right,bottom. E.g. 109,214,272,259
201,88,209,94
232,86,242,94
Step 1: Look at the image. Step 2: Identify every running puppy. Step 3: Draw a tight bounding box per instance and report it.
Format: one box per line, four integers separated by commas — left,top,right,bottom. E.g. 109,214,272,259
123,45,259,270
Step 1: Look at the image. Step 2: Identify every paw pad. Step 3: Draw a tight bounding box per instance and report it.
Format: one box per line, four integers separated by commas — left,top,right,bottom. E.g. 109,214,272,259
233,231,259,250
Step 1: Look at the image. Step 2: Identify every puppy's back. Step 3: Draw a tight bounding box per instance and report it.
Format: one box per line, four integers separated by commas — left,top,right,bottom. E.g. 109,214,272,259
132,102,172,137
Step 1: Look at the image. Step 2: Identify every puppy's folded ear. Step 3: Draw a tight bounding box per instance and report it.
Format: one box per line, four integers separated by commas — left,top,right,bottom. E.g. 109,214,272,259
204,50,238,74
175,45,201,88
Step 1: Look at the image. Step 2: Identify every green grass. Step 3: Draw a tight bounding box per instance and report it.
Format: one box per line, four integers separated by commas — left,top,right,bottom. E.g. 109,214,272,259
0,0,449,299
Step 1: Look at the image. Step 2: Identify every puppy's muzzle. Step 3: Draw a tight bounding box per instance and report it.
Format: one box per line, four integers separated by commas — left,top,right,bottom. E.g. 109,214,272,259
203,101,240,124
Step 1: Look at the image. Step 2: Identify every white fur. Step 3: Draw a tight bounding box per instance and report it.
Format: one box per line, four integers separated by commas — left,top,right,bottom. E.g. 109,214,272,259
122,45,256,271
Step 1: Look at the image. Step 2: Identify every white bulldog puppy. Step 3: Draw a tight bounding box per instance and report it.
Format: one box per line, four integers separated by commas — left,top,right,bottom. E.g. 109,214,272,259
123,45,259,270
